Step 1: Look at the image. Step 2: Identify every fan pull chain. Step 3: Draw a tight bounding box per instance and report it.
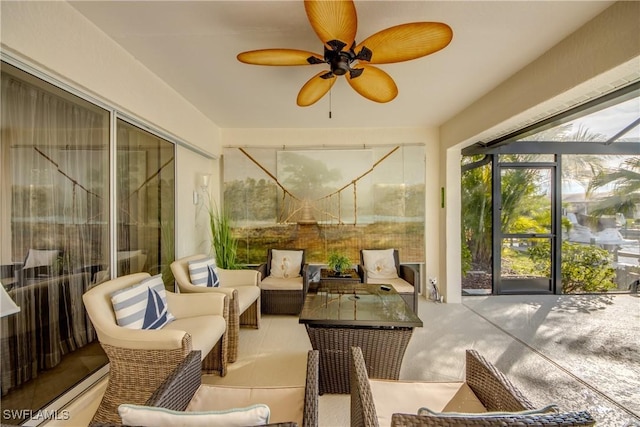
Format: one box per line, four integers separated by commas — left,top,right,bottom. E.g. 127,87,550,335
329,89,332,119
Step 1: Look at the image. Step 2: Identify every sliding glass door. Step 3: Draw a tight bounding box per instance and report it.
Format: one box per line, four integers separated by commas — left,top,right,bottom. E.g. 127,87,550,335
1,63,110,424
0,62,176,425
116,120,175,288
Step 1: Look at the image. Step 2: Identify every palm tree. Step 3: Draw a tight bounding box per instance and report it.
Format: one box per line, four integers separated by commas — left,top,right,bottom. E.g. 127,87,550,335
589,156,640,218
461,155,540,269
461,125,610,271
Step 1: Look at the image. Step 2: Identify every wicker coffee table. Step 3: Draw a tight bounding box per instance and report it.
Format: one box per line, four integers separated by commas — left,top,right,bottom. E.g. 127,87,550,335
299,283,422,394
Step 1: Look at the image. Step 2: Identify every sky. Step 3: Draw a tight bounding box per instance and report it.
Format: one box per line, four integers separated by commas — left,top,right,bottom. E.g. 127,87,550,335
570,96,640,141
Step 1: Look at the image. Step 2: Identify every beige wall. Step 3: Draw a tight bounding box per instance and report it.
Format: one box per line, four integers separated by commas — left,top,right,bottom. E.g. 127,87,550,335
438,1,640,302
1,0,222,257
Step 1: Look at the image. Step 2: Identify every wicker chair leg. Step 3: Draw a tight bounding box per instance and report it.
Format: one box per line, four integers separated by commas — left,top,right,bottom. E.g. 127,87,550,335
91,341,191,425
240,298,260,329
228,291,240,363
202,297,229,376
202,334,227,376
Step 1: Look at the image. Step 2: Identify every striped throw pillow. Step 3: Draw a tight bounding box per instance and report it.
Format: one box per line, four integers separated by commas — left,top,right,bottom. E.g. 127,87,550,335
111,275,175,330
188,257,220,288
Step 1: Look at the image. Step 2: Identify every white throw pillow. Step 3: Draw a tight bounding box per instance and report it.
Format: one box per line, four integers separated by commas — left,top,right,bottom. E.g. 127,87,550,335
110,274,175,330
270,250,302,279
23,249,59,269
362,249,398,279
118,403,270,427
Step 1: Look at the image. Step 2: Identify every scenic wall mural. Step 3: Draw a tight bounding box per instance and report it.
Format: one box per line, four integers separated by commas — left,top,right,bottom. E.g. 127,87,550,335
222,145,425,265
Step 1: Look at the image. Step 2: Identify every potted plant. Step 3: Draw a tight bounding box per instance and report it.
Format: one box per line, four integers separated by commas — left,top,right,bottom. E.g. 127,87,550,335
327,251,352,275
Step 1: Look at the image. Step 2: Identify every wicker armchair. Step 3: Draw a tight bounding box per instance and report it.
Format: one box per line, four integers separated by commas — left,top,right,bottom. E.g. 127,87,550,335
258,249,309,315
171,254,260,363
92,349,319,427
358,249,419,312
350,346,595,427
82,273,229,424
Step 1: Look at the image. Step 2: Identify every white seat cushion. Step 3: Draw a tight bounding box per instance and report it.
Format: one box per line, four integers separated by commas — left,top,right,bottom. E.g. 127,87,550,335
366,277,414,293
163,315,226,359
187,384,305,426
369,380,486,426
235,285,261,313
260,276,303,291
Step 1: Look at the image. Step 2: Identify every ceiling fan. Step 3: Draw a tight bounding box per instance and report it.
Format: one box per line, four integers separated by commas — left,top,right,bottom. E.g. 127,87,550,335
237,0,453,107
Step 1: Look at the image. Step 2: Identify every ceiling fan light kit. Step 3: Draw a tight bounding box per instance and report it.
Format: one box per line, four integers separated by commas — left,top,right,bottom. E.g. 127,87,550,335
237,0,453,107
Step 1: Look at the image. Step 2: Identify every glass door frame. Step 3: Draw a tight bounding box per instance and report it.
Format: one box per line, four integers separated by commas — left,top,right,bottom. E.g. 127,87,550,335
492,156,562,294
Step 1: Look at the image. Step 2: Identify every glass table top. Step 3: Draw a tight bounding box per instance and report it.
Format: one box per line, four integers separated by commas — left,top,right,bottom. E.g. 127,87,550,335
299,283,423,328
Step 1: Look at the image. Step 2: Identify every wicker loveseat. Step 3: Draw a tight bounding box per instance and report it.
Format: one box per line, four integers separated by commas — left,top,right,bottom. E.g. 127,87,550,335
92,349,319,427
350,346,595,427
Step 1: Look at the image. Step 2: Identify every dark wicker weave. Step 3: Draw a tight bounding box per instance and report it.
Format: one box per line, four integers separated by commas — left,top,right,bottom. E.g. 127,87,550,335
91,349,319,427
258,249,309,315
389,412,597,426
93,342,192,425
358,249,420,312
261,289,306,314
464,349,534,412
350,347,595,427
306,325,413,394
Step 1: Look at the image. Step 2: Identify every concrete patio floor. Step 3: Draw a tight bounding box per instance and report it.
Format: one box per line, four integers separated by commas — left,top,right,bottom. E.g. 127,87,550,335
318,293,640,426
399,293,640,427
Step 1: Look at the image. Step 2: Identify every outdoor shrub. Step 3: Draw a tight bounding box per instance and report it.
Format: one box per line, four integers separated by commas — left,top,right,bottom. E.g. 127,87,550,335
528,241,616,293
461,239,472,276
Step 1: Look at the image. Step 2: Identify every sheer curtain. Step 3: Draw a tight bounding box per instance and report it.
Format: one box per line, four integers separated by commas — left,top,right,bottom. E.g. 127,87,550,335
116,119,175,288
0,69,109,397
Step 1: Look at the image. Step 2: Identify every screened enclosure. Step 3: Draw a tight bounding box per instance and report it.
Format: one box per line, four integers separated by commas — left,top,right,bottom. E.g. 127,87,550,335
462,82,639,295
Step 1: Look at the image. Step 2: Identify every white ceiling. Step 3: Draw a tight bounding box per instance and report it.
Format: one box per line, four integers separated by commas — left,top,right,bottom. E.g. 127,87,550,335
69,1,614,130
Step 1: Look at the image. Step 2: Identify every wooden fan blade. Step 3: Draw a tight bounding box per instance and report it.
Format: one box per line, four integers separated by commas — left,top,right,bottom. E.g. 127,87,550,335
346,64,398,103
237,49,323,66
356,22,453,64
297,71,337,106
304,0,357,47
